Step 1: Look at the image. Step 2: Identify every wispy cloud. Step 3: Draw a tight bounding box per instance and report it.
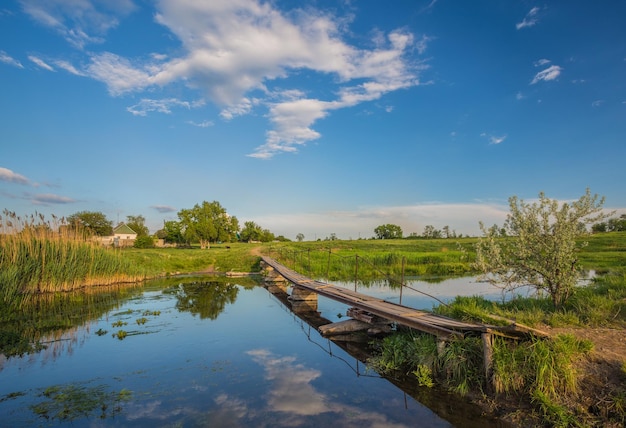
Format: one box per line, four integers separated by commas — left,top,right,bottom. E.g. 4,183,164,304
481,133,507,145
531,65,562,84
28,55,55,71
127,98,196,116
0,167,30,184
534,58,551,67
516,7,541,30
32,193,76,205
591,100,604,108
186,120,213,128
151,205,176,213
86,52,153,95
0,50,23,68
54,59,86,76
19,0,136,49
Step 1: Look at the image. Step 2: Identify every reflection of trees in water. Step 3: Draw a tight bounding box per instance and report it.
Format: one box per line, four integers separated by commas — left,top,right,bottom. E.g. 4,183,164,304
0,284,143,360
167,281,239,320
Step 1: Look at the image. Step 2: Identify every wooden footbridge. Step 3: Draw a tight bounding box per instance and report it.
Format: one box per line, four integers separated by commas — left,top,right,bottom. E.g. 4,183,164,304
261,256,545,341
261,255,547,390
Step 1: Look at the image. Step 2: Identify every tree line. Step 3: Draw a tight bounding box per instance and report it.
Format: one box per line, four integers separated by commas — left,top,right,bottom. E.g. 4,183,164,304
66,200,288,249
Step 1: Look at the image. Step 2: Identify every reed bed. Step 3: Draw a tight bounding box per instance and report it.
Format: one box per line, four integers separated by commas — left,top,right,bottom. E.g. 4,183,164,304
0,211,146,305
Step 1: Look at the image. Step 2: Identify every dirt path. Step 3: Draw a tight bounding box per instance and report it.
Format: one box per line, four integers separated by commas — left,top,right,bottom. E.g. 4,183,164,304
249,246,264,257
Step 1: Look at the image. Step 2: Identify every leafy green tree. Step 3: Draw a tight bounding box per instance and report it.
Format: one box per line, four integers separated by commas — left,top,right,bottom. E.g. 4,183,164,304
125,215,149,237
475,189,610,308
177,201,239,249
240,221,263,242
608,214,626,232
158,220,184,244
66,211,113,236
374,224,403,239
296,233,305,242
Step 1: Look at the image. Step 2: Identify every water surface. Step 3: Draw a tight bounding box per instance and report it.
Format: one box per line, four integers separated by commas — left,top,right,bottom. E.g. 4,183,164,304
0,277,507,427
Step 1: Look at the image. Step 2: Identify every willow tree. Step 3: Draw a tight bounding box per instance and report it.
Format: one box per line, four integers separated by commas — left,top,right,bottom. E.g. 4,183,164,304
475,189,610,308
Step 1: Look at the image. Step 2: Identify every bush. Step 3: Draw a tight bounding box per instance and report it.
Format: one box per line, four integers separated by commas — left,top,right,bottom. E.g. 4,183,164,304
133,236,155,249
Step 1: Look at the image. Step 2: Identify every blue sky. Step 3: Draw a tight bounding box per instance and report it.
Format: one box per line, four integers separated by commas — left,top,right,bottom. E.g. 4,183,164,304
1,0,625,240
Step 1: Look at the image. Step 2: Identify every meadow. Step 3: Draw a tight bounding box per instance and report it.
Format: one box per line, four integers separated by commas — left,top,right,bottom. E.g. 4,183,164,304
1,218,625,426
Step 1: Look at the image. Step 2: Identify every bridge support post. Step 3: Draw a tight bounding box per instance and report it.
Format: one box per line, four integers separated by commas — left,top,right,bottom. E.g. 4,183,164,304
289,285,318,312
261,262,288,293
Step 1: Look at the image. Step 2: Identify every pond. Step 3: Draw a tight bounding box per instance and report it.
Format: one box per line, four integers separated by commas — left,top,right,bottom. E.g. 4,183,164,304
0,276,511,427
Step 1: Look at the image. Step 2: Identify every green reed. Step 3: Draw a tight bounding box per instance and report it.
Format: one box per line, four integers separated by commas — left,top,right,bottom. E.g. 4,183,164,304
0,210,146,305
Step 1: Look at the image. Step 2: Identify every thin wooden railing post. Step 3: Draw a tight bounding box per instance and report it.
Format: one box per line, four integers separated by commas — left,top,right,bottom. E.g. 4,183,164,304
326,249,331,280
354,255,359,292
400,256,405,305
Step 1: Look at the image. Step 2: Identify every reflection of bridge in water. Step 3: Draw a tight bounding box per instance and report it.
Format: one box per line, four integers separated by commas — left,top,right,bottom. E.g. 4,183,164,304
260,255,526,427
261,255,547,389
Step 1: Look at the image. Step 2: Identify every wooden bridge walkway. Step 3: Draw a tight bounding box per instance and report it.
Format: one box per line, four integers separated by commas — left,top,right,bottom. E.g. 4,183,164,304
261,256,545,340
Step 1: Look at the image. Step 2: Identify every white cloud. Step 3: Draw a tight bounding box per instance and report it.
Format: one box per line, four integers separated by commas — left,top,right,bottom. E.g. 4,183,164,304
28,55,55,71
151,1,422,158
0,51,24,68
127,98,194,116
19,0,136,49
481,132,506,145
591,100,604,108
516,6,541,30
489,135,507,144
516,91,525,100
86,52,154,95
219,98,258,120
21,0,424,159
54,59,86,76
531,65,562,84
0,167,30,184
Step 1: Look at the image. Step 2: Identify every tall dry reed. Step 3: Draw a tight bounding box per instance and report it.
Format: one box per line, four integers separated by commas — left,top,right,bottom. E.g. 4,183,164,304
0,210,146,305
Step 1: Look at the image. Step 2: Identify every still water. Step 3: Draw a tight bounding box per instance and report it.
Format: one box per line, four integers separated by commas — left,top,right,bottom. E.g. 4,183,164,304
0,276,510,427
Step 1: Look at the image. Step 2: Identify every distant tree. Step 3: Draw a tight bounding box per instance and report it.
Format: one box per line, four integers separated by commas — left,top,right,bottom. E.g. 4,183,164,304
422,225,442,239
67,211,113,236
296,233,305,242
125,215,150,237
475,189,610,308
608,214,626,232
591,222,607,233
160,220,185,244
374,224,403,239
178,201,239,249
240,221,275,242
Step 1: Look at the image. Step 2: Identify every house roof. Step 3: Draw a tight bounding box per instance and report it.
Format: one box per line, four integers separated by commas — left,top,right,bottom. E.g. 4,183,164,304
113,223,137,235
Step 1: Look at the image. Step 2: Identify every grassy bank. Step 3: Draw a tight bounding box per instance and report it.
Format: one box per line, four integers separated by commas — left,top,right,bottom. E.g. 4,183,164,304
121,243,262,277
361,233,626,427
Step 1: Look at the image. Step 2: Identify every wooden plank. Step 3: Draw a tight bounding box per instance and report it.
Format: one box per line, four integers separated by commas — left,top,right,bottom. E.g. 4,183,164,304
261,256,484,338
